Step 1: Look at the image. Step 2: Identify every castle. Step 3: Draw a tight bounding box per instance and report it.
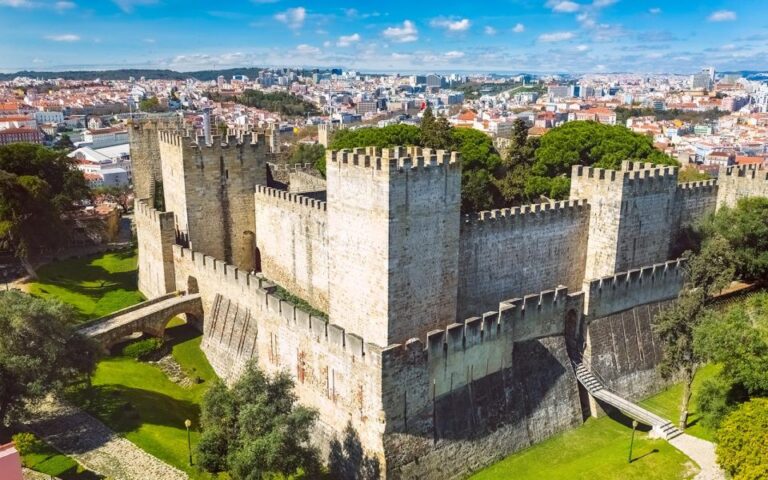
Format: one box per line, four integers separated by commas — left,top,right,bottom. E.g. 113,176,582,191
130,118,768,479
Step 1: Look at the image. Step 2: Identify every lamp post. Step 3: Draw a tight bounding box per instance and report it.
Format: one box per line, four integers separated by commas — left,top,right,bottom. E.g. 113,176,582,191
628,420,638,463
184,419,192,465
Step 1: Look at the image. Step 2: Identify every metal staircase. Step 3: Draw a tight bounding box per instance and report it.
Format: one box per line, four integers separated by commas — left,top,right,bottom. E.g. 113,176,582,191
573,362,682,440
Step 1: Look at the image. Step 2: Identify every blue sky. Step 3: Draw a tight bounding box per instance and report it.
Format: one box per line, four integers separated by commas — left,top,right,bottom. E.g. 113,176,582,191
0,0,766,73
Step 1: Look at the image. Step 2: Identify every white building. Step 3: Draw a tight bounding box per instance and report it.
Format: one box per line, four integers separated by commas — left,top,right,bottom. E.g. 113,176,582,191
33,111,64,124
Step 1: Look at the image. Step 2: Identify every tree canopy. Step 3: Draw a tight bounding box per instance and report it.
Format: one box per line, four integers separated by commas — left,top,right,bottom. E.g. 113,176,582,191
210,90,319,117
0,290,98,424
0,144,90,272
197,361,320,479
716,398,768,480
289,143,326,176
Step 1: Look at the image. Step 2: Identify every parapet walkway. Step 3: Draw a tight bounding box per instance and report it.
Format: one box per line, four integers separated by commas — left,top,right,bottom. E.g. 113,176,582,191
573,362,681,440
78,292,203,347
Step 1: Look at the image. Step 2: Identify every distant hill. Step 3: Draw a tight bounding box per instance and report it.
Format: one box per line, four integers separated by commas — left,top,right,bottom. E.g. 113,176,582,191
0,67,325,82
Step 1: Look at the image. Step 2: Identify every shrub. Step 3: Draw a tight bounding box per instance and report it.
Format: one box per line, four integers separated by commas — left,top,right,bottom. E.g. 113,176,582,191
12,432,44,456
121,337,165,360
716,398,768,480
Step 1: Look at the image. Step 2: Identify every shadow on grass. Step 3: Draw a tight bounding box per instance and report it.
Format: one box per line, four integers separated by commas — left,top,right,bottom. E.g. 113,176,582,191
597,400,654,433
68,384,200,435
631,448,660,464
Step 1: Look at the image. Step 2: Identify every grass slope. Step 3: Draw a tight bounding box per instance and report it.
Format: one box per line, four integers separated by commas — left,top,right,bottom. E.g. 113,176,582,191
0,427,102,480
27,249,143,322
70,325,219,480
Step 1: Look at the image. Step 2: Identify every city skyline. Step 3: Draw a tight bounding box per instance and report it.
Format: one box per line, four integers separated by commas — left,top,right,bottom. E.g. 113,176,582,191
0,0,766,74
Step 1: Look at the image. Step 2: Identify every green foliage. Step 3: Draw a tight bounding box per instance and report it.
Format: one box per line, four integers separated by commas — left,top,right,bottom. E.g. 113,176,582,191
420,107,453,149
120,337,165,360
329,124,421,150
289,143,326,176
139,96,166,113
54,133,75,151
197,361,321,479
527,121,678,200
12,432,44,455
211,90,318,117
716,398,768,480
272,285,327,320
451,127,503,212
0,290,99,423
699,197,768,283
677,166,711,183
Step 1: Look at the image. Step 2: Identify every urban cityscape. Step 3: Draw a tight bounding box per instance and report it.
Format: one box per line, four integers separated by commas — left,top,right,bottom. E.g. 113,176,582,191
1,1,767,480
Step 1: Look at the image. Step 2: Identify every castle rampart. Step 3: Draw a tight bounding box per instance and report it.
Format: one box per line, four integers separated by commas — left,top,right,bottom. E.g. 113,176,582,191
716,165,768,208
254,185,330,312
128,117,182,203
457,200,590,319
135,199,176,298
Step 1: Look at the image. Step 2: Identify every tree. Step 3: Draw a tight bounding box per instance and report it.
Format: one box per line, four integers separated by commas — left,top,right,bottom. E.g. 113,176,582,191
716,398,768,480
290,144,325,169
420,107,453,150
0,144,90,276
677,166,711,183
93,185,132,213
139,96,166,113
0,290,99,424
197,361,320,479
54,134,75,151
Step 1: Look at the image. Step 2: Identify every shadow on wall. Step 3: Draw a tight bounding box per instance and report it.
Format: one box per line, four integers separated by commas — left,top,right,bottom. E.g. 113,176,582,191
328,423,381,480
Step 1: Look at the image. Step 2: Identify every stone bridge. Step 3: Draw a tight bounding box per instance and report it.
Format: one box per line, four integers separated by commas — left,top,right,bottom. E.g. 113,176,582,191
78,292,204,349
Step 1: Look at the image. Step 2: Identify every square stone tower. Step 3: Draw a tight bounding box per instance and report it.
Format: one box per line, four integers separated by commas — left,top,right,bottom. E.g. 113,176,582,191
326,146,462,347
571,161,679,281
157,131,269,271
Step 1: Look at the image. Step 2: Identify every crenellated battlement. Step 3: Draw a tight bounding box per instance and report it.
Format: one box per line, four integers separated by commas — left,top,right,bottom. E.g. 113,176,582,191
267,162,317,173
158,129,268,150
463,199,589,226
326,146,460,175
173,245,380,356
676,179,717,195
135,198,174,226
572,162,678,185
255,185,327,212
585,258,685,319
722,164,768,180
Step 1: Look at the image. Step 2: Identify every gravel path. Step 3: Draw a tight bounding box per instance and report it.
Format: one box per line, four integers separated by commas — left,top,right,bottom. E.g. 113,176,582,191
669,433,726,480
25,400,187,480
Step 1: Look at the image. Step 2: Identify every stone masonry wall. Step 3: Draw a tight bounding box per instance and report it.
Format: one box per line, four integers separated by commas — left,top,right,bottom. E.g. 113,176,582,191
326,147,462,347
675,180,718,227
128,118,180,203
379,288,584,479
254,186,330,312
170,245,388,467
583,260,685,400
457,200,590,320
135,200,176,298
716,165,768,209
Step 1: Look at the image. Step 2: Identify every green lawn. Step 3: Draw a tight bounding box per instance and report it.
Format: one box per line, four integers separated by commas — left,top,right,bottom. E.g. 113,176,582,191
0,427,102,480
471,366,721,480
69,324,220,480
26,249,144,322
639,364,720,442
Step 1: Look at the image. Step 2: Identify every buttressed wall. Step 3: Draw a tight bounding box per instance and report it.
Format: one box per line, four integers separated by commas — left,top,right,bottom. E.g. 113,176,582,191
158,131,268,271
326,147,462,347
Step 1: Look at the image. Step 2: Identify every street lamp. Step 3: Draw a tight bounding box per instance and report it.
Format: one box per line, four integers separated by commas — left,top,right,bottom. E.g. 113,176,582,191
184,419,193,465
628,420,638,463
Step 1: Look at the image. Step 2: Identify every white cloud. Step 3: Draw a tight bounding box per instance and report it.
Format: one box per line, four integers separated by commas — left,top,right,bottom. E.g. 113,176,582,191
444,51,465,59
275,7,306,30
323,40,331,48
576,44,589,51
549,1,580,13
430,17,471,32
592,0,616,7
649,7,661,14
295,44,320,55
383,20,418,43
45,34,80,41
538,31,575,42
337,33,360,47
112,0,157,13
55,1,75,11
0,0,33,6
513,23,525,33
143,38,155,43
484,26,497,35
708,10,736,22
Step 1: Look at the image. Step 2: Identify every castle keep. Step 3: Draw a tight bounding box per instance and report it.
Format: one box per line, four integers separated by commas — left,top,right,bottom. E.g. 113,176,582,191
130,119,765,479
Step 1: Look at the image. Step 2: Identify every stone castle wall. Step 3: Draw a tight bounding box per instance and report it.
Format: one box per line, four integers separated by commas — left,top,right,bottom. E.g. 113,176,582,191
128,118,181,203
170,245,388,464
676,180,718,227
254,185,330,312
158,131,268,271
717,165,768,209
457,200,590,319
326,147,462,347
135,200,176,298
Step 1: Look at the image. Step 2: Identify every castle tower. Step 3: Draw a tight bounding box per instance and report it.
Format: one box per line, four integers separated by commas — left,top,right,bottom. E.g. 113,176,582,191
716,165,768,209
570,161,679,281
128,117,181,203
267,124,280,154
318,122,332,148
158,130,269,271
326,146,462,347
